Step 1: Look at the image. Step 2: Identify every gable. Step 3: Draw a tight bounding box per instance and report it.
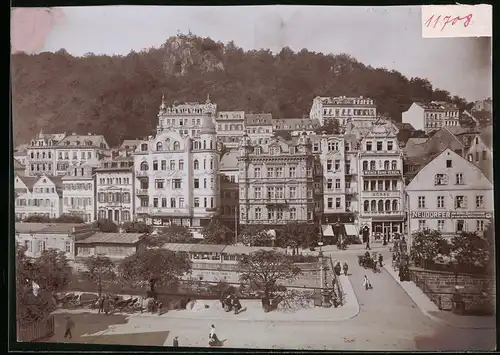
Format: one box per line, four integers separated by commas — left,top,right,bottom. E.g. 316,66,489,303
406,148,493,191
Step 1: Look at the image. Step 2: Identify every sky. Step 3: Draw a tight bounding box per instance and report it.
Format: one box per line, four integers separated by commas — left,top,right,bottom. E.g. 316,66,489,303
12,5,492,102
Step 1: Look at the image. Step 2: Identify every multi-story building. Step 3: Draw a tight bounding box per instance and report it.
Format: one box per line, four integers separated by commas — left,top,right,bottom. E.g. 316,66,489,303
219,151,240,231
134,111,220,230
465,125,493,182
54,133,109,175
356,121,405,242
61,163,96,222
216,111,245,149
25,131,66,176
14,143,28,166
309,96,377,126
272,117,320,137
155,94,217,138
14,159,25,176
119,139,144,155
237,132,316,230
405,148,494,246
402,101,460,134
473,98,492,112
95,154,135,224
245,113,274,145
15,222,95,260
14,174,63,220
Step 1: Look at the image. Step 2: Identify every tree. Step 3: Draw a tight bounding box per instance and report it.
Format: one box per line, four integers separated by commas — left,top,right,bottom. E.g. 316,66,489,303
94,219,118,233
315,118,340,135
32,249,72,296
24,215,51,223
122,221,151,233
450,231,491,270
201,219,234,244
239,225,273,247
16,247,56,326
153,225,195,245
80,255,116,297
409,229,444,268
54,214,85,223
277,222,318,254
237,250,301,308
119,249,191,293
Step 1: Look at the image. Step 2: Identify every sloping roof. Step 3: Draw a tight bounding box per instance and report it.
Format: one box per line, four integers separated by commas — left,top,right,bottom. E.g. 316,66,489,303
161,243,226,253
272,118,320,131
403,127,464,159
119,139,144,150
46,176,63,188
444,126,480,136
77,232,145,244
245,113,273,126
56,134,108,148
14,143,28,152
17,175,38,191
394,122,415,131
415,101,459,110
14,159,25,170
222,245,279,254
15,223,50,234
15,223,85,234
220,151,239,170
479,125,493,149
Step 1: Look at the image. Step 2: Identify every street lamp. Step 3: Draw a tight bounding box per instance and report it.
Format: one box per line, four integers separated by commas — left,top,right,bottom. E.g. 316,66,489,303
317,240,331,307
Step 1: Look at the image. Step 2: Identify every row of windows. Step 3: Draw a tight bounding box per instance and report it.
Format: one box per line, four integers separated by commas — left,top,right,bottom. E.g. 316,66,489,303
434,173,465,185
63,183,92,191
364,140,395,152
424,111,459,119
217,123,244,131
98,177,131,185
362,180,399,191
243,208,313,221
363,200,400,212
22,239,72,253
97,210,131,222
246,128,272,134
252,166,312,178
57,151,93,161
417,195,484,209
362,160,399,171
323,108,375,116
467,150,488,163
97,192,131,203
32,187,56,194
30,140,54,147
16,199,55,207
418,219,485,232
139,158,216,171
248,186,312,200
29,151,52,159
29,164,52,172
142,196,215,209
64,197,92,207
163,117,202,126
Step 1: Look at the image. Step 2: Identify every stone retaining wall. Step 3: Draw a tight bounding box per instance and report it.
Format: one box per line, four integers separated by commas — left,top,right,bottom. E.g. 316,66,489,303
409,267,495,312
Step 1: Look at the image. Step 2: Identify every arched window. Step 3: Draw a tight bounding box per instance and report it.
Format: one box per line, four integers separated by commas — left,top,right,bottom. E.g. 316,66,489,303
210,140,213,150
364,200,369,212
203,140,207,150
203,159,207,169
194,160,199,170
141,143,148,151
385,200,391,211
384,160,390,170
370,161,376,170
173,141,180,151
391,160,397,170
193,141,199,150
156,142,163,151
370,200,376,211
392,200,398,211
378,200,384,212
140,162,148,171
210,159,213,170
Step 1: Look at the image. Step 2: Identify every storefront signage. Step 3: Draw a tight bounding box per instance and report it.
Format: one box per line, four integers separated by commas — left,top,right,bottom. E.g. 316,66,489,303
363,170,401,176
151,217,171,226
410,211,493,219
367,191,400,197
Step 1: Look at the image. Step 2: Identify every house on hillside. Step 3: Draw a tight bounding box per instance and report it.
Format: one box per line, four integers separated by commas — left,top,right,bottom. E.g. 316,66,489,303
75,232,148,259
402,101,460,134
15,174,63,220
405,148,493,246
465,125,493,182
15,222,96,260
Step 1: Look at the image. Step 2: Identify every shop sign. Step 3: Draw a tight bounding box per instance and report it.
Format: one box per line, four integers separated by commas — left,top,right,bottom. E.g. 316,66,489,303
364,170,401,176
410,210,493,219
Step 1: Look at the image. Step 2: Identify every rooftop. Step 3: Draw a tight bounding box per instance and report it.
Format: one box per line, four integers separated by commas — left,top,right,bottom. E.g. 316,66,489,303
415,101,459,111
245,113,273,126
272,118,320,131
16,175,38,191
119,139,144,150
15,223,86,234
77,232,145,244
56,134,108,148
220,151,239,170
479,125,493,149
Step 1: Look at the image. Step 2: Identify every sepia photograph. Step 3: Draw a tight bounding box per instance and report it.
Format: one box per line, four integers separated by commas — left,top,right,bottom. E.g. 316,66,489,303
10,4,495,351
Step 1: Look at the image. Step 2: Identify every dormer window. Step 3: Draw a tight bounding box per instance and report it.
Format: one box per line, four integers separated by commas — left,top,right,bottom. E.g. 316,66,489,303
255,147,261,155
75,141,80,145
156,142,163,151
141,143,148,152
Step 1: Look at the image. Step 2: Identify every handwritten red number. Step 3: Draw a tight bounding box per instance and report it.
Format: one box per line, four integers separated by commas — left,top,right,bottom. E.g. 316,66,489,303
425,13,473,31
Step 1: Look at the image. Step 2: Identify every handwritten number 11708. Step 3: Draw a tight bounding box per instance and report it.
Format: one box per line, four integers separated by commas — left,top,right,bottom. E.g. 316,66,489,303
424,14,473,32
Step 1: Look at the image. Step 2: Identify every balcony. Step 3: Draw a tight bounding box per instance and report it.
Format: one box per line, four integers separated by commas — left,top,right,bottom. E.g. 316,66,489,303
135,171,149,178
265,198,288,206
362,169,401,177
205,207,218,212
345,188,357,195
136,188,149,196
344,170,356,177
136,206,151,214
361,210,404,217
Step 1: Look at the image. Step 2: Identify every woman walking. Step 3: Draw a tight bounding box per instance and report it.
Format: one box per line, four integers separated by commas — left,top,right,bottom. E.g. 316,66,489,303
363,275,372,290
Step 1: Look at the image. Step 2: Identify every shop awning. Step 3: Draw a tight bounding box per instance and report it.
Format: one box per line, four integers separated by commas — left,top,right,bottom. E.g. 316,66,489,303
344,224,358,236
322,225,334,237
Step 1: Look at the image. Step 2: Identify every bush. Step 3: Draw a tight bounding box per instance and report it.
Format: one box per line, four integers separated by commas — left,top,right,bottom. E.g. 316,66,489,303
288,254,318,263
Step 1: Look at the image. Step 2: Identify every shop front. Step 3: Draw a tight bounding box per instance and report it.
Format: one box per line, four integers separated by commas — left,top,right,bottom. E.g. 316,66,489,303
372,220,403,242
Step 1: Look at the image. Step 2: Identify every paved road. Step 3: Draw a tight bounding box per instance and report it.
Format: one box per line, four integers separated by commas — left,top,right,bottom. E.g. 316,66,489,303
71,248,495,351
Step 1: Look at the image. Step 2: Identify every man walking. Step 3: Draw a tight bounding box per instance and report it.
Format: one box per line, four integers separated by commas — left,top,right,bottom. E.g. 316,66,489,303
64,316,75,339
173,336,179,347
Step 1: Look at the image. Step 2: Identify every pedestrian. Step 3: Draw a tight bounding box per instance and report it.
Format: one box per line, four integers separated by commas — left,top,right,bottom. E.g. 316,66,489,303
378,254,383,267
173,336,179,347
209,324,219,346
366,238,371,250
157,301,163,315
342,262,348,276
363,275,372,290
64,316,75,339
219,292,225,308
98,295,104,314
102,295,110,316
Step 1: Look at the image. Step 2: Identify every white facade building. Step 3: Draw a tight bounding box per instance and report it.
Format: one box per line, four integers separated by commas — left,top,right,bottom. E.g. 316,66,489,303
402,102,460,134
134,107,220,230
62,163,96,222
309,96,377,126
14,174,63,220
245,113,274,145
356,121,405,241
405,148,494,245
216,111,245,149
25,131,66,176
95,155,135,225
156,94,217,138
54,133,108,175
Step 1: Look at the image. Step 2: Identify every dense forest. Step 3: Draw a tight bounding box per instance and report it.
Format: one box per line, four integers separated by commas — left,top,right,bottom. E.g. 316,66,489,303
11,33,473,147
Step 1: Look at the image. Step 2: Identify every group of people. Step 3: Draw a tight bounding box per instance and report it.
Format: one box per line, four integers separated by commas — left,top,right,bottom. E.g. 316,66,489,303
219,292,242,314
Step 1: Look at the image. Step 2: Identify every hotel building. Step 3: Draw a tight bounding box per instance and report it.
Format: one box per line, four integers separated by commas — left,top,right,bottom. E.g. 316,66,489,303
402,101,460,134
61,163,96,222
309,96,377,126
216,111,246,149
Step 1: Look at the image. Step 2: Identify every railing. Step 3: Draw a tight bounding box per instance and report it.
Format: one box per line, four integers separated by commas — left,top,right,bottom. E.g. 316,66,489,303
17,316,55,342
136,189,148,195
361,210,404,217
345,188,356,194
135,171,148,177
413,273,443,310
329,255,344,306
136,206,151,214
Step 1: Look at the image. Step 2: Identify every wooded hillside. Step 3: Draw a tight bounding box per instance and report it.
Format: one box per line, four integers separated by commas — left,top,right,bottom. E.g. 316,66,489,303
11,33,472,147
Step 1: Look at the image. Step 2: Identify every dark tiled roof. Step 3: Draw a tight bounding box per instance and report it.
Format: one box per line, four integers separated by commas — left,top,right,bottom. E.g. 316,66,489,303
77,232,145,244
479,125,493,149
272,118,320,131
415,101,459,110
245,113,273,126
56,134,108,149
17,175,38,191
